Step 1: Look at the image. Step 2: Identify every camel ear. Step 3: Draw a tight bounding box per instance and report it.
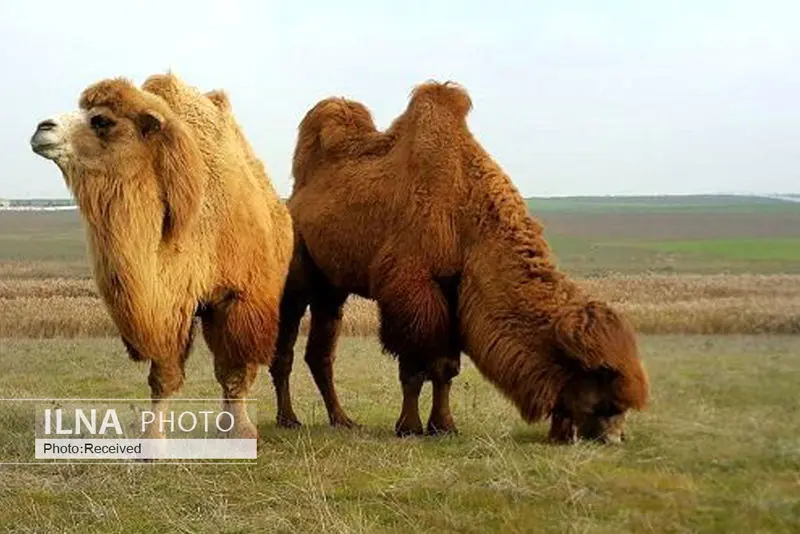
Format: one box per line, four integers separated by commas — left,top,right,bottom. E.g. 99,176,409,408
149,117,204,243
205,90,231,112
137,110,164,137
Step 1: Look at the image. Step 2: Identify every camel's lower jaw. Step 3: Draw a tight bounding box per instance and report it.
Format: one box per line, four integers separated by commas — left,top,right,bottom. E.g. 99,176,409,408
31,143,63,161
31,131,75,165
598,432,625,445
30,132,59,157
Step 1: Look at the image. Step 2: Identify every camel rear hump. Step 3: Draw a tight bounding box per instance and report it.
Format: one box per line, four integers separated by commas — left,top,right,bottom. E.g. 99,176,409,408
408,81,473,121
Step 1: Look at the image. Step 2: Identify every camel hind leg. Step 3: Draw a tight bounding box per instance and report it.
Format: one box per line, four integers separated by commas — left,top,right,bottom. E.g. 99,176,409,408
426,276,461,435
371,254,460,436
202,294,279,439
395,358,425,436
426,353,460,435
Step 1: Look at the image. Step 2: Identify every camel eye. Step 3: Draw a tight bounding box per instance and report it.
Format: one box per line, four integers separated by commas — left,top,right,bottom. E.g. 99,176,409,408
90,114,115,131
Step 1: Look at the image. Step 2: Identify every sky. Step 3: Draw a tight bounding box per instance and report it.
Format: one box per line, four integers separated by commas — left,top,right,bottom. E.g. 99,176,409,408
1,0,798,198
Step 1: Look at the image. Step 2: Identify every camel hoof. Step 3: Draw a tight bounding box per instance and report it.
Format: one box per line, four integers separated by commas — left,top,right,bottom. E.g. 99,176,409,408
395,420,424,437
231,422,259,440
395,427,425,437
330,414,358,429
426,420,458,436
276,415,303,429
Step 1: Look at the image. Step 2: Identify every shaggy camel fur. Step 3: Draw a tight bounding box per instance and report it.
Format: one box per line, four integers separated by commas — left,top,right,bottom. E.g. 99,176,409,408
272,81,649,442
30,73,293,438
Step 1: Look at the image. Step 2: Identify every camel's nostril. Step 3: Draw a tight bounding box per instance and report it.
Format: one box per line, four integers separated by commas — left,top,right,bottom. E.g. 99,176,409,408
37,119,58,132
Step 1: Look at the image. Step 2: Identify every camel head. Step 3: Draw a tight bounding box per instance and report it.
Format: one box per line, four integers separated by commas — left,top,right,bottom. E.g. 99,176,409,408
30,77,203,242
31,78,168,175
548,302,649,445
548,368,632,444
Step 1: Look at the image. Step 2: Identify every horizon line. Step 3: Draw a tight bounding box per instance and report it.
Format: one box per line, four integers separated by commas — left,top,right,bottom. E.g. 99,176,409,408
2,192,799,202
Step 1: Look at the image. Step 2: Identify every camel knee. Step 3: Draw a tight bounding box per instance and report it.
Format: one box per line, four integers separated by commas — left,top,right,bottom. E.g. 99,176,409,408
428,355,461,383
304,345,334,371
214,358,258,398
271,295,307,382
270,349,294,382
399,357,427,386
305,296,344,369
148,361,185,398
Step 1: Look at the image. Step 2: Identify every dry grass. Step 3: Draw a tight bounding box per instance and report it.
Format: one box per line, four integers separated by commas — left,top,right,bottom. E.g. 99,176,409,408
581,273,800,301
583,274,800,334
0,261,89,280
0,277,96,298
1,335,799,533
2,274,799,338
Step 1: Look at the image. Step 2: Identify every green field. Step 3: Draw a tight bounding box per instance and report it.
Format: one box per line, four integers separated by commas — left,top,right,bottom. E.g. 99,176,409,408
1,195,800,533
534,195,800,275
640,237,800,262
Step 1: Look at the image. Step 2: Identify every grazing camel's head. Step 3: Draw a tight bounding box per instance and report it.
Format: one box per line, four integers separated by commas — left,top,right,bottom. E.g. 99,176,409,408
546,302,649,445
30,77,203,242
548,369,635,445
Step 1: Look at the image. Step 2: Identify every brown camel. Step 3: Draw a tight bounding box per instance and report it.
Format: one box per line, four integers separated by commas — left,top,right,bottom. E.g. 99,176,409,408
30,73,293,438
272,80,649,443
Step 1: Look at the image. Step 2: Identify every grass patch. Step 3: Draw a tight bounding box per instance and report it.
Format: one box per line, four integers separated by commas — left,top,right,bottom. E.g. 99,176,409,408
547,237,800,276
0,336,799,532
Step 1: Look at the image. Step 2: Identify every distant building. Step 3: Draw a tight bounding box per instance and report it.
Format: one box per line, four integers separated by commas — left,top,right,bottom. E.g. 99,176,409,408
0,198,10,208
